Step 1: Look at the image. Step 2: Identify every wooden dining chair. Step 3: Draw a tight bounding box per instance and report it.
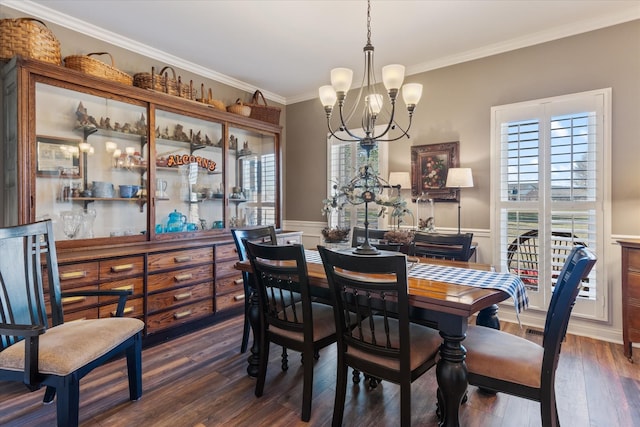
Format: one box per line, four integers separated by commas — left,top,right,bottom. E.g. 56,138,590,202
318,246,442,427
231,226,278,353
244,241,336,422
0,220,144,427
351,226,402,252
410,231,474,261
462,245,596,427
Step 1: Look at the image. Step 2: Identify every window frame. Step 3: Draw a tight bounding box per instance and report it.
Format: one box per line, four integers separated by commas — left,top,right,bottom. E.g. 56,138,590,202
490,88,611,321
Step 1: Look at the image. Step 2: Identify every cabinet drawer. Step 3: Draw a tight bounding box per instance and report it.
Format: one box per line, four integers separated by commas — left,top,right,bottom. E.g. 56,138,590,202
626,272,640,299
216,275,244,296
100,256,144,280
216,291,245,312
216,259,241,279
99,297,144,319
277,232,302,245
57,307,99,324
148,247,213,271
147,282,213,313
56,262,100,287
48,285,99,313
148,264,214,293
627,249,640,271
146,299,214,334
100,277,144,302
215,243,239,262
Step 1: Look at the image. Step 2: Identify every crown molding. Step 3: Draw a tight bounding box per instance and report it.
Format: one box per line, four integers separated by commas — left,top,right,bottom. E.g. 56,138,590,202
0,0,286,105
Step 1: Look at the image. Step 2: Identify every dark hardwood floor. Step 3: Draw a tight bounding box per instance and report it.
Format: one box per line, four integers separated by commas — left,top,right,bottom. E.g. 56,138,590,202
1,315,639,426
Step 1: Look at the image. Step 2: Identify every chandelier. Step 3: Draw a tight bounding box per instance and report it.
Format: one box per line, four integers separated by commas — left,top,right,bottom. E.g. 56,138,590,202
318,0,423,157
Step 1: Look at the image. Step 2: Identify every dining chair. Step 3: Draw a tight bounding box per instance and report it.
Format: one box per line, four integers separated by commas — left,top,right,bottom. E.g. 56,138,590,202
351,226,402,252
462,245,596,427
0,220,144,427
244,241,336,422
318,246,442,427
231,226,278,353
410,231,474,261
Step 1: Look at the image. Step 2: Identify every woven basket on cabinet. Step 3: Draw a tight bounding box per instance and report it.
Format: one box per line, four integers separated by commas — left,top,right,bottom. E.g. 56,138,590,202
0,18,61,64
64,52,133,85
247,90,281,125
133,66,195,99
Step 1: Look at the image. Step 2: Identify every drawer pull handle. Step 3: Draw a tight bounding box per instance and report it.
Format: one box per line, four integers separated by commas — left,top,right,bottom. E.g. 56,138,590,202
174,273,193,282
62,296,86,305
234,279,244,286
174,292,192,301
60,271,87,280
111,264,134,273
111,307,134,317
174,256,192,263
113,285,134,292
234,294,245,301
174,310,192,320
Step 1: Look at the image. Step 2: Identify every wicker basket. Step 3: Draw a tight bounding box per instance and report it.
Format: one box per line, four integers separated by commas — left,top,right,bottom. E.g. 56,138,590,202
247,90,281,125
133,66,195,99
227,99,251,117
196,85,226,111
0,18,61,64
64,52,133,85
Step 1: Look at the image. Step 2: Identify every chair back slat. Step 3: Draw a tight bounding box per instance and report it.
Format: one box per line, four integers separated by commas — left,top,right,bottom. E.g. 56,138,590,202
245,242,312,337
540,245,596,389
0,221,61,350
411,232,473,261
319,247,410,365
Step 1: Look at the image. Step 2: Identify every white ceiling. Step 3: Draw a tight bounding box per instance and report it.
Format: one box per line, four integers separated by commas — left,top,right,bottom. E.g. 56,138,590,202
2,0,639,105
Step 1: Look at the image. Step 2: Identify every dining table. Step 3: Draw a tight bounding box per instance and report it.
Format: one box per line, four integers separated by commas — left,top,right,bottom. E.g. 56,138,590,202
234,248,528,427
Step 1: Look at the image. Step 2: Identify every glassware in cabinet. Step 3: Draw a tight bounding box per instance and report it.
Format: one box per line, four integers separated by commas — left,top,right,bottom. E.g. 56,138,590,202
34,82,148,240
154,109,224,233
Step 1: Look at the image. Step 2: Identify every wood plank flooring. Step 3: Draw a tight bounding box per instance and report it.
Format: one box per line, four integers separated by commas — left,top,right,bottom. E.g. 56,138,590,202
1,315,639,426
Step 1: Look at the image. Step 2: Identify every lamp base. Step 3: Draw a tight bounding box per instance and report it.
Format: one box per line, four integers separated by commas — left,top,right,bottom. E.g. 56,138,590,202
353,243,380,255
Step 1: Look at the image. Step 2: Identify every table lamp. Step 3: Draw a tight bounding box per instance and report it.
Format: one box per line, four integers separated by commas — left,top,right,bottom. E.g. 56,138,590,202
446,168,474,234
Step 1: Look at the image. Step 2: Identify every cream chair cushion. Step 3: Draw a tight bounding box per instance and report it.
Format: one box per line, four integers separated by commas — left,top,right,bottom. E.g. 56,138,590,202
0,318,144,376
464,324,543,388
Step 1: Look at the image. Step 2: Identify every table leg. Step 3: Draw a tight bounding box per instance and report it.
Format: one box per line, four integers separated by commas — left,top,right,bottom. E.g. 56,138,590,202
436,331,467,427
475,304,500,329
246,286,260,377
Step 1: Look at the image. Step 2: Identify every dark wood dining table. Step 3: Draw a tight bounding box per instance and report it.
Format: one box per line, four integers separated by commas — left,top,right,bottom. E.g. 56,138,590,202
235,253,510,427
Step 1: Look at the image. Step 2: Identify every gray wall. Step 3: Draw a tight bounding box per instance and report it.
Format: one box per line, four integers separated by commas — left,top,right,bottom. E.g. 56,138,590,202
285,20,640,235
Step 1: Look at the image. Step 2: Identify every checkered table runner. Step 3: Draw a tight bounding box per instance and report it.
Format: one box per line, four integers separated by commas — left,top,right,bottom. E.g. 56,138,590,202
305,250,528,316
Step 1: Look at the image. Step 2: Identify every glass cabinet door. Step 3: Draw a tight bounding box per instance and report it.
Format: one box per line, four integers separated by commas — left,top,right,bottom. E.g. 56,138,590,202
154,109,224,234
35,83,148,240
228,126,277,228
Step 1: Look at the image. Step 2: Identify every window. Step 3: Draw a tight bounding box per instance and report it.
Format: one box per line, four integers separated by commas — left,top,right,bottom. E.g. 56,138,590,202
326,129,388,230
491,89,610,320
239,152,276,225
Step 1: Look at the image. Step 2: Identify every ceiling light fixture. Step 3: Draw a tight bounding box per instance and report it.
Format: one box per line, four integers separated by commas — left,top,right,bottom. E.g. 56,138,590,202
318,0,423,157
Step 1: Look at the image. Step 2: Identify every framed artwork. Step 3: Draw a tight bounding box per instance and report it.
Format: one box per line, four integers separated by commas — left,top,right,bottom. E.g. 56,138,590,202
410,141,459,202
36,135,82,178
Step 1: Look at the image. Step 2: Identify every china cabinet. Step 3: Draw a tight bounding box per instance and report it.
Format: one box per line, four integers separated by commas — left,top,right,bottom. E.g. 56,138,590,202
1,56,286,340
618,239,640,361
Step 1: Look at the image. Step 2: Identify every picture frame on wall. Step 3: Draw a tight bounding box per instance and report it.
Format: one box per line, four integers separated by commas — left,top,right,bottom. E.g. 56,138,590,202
410,141,459,202
36,135,82,178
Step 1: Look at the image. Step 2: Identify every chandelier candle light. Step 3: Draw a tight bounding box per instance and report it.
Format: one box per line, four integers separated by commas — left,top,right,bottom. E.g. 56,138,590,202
318,0,423,158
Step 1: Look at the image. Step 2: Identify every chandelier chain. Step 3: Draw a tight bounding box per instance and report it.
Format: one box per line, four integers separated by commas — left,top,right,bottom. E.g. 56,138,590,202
367,0,371,45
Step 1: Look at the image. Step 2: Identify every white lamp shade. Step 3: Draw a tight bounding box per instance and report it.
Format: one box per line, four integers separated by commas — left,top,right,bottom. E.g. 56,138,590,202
319,85,337,107
446,168,474,188
402,83,423,106
366,94,384,115
382,64,405,90
388,171,412,189
78,142,91,152
113,148,122,157
331,68,353,93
